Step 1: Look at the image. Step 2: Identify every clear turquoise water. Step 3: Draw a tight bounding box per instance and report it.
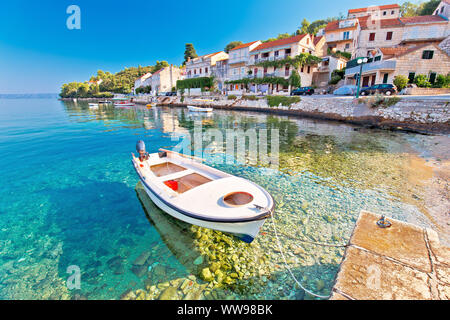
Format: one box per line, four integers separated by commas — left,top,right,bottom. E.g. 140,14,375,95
0,98,443,299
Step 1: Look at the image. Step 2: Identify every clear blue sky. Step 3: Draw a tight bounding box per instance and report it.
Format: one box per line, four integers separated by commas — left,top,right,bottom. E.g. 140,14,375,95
0,0,403,93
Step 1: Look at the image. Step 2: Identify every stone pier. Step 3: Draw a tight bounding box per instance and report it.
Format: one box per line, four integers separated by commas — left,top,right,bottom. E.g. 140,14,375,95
330,211,449,300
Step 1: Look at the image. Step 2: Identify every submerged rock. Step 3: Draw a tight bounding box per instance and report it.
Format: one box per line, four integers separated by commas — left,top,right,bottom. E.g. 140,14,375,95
201,268,214,282
158,286,178,300
133,250,152,266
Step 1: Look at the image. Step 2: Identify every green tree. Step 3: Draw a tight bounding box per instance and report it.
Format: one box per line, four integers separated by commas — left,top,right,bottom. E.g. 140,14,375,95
400,1,420,17
296,19,310,35
153,61,169,72
289,70,301,89
183,43,198,65
393,75,409,91
264,33,293,43
224,41,244,53
418,0,440,15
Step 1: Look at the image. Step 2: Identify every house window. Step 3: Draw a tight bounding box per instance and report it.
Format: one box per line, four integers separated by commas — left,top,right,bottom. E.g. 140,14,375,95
383,11,387,16
441,7,444,13
408,72,415,83
255,54,258,60
263,67,268,75
307,38,310,44
383,73,389,84
275,51,279,57
262,52,269,58
422,50,434,59
254,68,258,75
343,31,350,40
194,69,197,75
285,48,291,55
386,32,393,40
285,65,290,76
205,67,208,73
345,43,350,49
301,66,304,72
374,56,381,61
199,68,202,74
429,72,437,84
369,33,375,41
302,48,305,53
307,66,311,74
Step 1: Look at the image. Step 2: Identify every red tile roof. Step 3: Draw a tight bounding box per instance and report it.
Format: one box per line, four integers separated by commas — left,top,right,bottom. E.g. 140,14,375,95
400,15,447,24
313,36,324,46
230,41,259,51
348,4,400,14
380,43,438,58
359,16,403,29
251,34,308,52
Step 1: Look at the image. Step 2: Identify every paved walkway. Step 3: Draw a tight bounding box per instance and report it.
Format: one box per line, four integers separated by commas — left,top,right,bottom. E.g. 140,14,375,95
331,211,449,300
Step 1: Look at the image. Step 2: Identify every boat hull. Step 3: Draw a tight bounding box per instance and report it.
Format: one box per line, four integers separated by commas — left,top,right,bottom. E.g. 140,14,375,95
187,105,213,112
138,173,265,243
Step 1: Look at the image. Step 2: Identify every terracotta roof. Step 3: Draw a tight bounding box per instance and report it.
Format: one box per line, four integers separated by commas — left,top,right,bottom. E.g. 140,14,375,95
359,16,403,29
313,36,324,46
251,34,308,52
348,4,399,14
380,43,440,58
400,15,447,24
230,41,259,51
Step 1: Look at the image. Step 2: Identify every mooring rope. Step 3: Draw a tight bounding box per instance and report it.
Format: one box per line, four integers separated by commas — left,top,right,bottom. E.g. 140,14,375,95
269,213,331,300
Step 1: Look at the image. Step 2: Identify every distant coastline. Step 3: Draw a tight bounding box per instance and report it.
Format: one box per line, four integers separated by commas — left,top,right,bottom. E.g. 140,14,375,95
0,93,59,99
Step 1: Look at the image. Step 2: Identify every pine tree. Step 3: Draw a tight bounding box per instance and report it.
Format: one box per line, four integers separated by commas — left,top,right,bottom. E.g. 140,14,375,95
183,43,198,65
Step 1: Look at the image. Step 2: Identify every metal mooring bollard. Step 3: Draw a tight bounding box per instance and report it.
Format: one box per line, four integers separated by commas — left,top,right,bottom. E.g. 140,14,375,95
376,215,392,228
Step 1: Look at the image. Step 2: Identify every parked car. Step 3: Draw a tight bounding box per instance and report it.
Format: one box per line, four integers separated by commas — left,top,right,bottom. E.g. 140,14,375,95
360,84,397,96
291,87,315,96
165,92,177,96
333,85,357,96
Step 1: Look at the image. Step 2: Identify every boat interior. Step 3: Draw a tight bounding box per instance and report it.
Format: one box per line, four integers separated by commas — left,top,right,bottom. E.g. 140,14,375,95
149,160,216,194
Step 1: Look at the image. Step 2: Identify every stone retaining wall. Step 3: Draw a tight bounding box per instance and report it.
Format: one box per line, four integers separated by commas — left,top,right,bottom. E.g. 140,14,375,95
137,96,450,134
406,88,450,95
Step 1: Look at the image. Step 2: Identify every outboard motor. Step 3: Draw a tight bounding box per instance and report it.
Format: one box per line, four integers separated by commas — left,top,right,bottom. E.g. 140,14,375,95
136,140,148,162
136,140,146,154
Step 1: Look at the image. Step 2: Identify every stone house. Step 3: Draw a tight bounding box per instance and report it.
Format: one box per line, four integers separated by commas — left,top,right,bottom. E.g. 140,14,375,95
433,0,450,19
347,4,401,20
246,34,318,92
185,51,229,79
312,55,348,87
211,58,229,92
149,65,183,95
227,41,262,82
324,18,361,55
344,43,450,87
133,73,152,93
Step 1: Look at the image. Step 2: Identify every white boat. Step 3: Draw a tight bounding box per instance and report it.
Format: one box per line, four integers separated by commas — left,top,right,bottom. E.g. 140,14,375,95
187,105,213,112
89,103,99,108
113,97,135,106
131,147,274,243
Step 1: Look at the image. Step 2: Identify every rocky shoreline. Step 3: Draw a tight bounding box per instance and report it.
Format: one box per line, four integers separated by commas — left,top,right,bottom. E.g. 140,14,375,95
134,96,450,134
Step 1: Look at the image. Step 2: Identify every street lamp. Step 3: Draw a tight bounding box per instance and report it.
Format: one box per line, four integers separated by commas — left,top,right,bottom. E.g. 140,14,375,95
355,57,368,98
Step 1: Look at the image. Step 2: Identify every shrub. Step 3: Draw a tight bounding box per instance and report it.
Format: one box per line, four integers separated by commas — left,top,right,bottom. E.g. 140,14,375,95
242,95,259,101
434,74,450,88
329,75,341,85
266,95,301,108
393,75,409,91
227,95,237,100
414,74,431,88
359,94,401,108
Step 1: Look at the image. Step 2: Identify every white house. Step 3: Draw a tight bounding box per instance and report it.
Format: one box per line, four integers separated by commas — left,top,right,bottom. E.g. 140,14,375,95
434,0,450,19
134,73,152,93
185,51,229,79
227,41,262,81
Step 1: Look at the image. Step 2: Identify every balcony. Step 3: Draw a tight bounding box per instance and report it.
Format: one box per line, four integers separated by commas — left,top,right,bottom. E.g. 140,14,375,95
345,60,396,76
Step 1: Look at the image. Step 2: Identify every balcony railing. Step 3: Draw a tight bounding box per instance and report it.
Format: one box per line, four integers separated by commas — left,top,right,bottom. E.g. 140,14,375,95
345,60,396,76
